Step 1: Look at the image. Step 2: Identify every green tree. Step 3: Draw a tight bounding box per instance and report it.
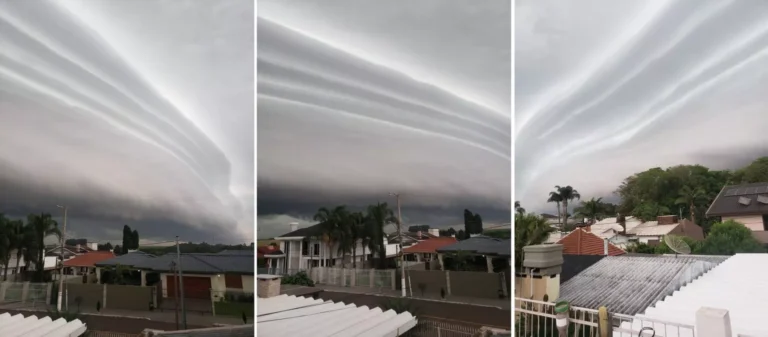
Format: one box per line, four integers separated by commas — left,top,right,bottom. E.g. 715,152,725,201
515,201,525,216
574,197,604,223
132,230,140,250
554,185,580,228
631,202,671,222
699,220,766,255
514,213,554,269
8,220,33,281
546,191,563,228
0,215,11,281
28,213,60,282
675,185,708,225
367,203,396,269
731,157,768,183
121,225,132,254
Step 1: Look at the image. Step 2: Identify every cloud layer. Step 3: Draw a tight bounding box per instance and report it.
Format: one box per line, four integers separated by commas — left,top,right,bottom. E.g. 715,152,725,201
516,0,768,214
257,1,511,238
0,0,253,244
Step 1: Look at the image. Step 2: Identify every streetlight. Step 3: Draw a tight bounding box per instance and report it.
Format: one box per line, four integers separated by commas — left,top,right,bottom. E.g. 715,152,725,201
389,193,406,297
56,205,68,311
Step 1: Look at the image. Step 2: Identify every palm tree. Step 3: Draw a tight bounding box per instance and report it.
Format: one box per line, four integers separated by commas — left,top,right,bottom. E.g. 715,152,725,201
348,212,365,268
555,185,580,229
547,192,563,227
28,213,61,282
367,203,396,269
12,221,35,281
676,185,707,225
313,207,335,267
574,197,604,224
0,214,11,281
514,201,525,216
514,213,554,269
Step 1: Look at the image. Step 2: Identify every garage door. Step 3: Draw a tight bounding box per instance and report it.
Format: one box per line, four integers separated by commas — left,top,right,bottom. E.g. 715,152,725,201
166,275,212,299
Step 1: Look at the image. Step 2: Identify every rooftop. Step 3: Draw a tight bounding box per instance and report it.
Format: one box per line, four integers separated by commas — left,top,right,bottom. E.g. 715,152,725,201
257,294,416,336
95,252,253,274
94,251,154,268
63,251,116,268
436,235,511,257
618,253,768,336
0,312,86,336
706,182,768,217
556,229,625,256
559,255,729,315
403,237,457,254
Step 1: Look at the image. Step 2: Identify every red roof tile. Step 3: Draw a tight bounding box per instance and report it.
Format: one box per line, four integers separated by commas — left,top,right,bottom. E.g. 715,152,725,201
403,237,458,254
63,251,116,267
556,229,625,256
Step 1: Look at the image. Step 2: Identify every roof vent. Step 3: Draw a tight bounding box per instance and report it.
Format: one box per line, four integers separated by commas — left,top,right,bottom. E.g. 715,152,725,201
739,197,752,206
758,195,768,205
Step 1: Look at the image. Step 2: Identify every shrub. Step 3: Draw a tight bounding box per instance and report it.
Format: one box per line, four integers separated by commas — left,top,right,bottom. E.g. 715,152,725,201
280,271,315,287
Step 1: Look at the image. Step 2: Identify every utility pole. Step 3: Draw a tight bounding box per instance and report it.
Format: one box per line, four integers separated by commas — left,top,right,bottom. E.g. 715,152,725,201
176,236,187,329
56,205,68,311
389,193,406,297
171,261,179,330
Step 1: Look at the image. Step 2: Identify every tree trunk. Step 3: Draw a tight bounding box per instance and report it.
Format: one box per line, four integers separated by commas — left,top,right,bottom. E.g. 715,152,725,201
2,256,9,281
690,203,696,225
14,250,22,281
362,244,367,268
352,240,357,269
562,201,569,230
556,203,562,231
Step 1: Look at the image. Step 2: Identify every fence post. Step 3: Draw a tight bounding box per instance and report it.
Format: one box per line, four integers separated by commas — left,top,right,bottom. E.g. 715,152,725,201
21,282,30,303
390,270,396,291
351,269,356,287
598,306,610,337
369,269,374,288
499,272,508,298
445,271,452,295
696,307,732,337
103,284,108,309
341,269,346,287
45,283,52,304
0,282,7,302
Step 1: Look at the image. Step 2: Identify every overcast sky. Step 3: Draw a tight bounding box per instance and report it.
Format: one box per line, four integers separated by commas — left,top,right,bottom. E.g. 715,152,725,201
0,0,253,244
516,0,768,215
257,0,511,239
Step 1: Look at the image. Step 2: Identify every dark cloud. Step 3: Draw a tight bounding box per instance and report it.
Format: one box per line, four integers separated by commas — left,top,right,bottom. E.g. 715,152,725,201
516,0,768,213
256,1,511,238
0,0,253,243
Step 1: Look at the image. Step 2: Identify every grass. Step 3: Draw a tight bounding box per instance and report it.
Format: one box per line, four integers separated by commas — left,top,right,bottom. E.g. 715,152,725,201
215,301,254,318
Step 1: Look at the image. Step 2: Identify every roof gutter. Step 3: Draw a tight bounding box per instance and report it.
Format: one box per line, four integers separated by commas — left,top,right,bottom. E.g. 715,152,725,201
704,185,727,217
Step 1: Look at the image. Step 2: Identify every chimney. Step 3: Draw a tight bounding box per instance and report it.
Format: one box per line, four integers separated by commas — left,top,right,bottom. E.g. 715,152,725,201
257,274,283,298
417,231,422,239
289,222,298,233
429,228,440,237
604,239,608,256
522,244,564,301
657,215,679,225
76,244,81,252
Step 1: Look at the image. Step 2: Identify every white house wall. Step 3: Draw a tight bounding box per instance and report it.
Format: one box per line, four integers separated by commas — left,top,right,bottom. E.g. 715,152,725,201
723,215,764,231
242,275,255,293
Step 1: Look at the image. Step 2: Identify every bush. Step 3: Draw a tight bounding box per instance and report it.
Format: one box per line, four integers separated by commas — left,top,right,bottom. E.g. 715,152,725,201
280,271,314,287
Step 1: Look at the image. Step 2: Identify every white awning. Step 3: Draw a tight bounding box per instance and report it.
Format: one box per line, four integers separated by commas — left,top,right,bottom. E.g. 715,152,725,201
0,312,87,337
257,294,417,336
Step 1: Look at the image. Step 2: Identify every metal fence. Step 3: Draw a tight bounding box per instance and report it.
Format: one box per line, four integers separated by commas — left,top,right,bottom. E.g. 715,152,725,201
403,318,477,337
514,297,695,337
309,267,395,290
84,331,139,337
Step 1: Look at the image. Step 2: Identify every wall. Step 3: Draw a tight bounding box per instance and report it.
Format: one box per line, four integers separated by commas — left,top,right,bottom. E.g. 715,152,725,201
408,271,447,296
161,273,220,298
515,275,559,302
106,284,153,311
723,215,765,231
449,271,503,299
242,275,254,293
65,283,104,311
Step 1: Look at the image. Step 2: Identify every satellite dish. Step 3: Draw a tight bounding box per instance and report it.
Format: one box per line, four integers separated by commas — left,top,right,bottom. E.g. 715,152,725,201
664,235,691,256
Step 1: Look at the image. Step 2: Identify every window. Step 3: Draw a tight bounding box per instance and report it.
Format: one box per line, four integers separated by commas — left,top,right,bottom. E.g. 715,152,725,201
763,214,768,231
313,243,320,255
301,241,308,255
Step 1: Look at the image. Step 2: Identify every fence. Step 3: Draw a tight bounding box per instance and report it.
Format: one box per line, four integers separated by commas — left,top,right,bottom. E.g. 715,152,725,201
310,267,396,290
84,332,139,337
0,281,52,305
403,318,478,337
210,288,254,318
514,297,696,337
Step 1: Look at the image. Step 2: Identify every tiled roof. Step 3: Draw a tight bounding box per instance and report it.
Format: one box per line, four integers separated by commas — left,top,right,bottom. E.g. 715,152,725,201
436,236,510,257
278,223,324,238
556,229,625,256
403,237,457,254
560,255,729,316
63,251,116,267
627,223,680,236
706,182,768,217
617,254,768,336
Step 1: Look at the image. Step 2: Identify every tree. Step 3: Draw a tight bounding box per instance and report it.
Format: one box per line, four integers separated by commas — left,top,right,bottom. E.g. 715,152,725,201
631,202,671,221
463,209,483,235
456,229,466,240
132,230,140,250
546,192,563,228
514,201,525,216
313,207,336,267
122,225,132,254
514,213,554,269
574,197,604,224
28,213,60,282
731,157,768,184
554,185,580,229
675,185,707,225
0,215,11,281
97,242,113,251
8,220,32,282
698,220,765,255
367,203,396,269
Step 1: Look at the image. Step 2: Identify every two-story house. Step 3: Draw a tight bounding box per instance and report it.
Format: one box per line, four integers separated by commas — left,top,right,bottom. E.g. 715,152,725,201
706,182,768,243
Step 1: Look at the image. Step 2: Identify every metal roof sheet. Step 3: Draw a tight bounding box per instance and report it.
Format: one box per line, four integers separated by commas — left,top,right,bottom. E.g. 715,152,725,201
257,294,417,337
616,254,768,337
95,251,155,267
436,236,511,256
559,255,728,315
627,224,680,236
0,312,87,337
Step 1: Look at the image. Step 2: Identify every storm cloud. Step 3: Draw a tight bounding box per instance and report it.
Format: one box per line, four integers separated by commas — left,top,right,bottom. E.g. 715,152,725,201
0,0,254,244
516,0,768,214
257,0,511,238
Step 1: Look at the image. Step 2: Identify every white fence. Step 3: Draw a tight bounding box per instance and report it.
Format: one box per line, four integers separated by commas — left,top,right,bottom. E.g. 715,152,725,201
0,281,52,305
310,267,396,290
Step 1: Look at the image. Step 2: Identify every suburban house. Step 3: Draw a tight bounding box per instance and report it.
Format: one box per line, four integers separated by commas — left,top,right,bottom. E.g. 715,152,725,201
555,228,626,256
402,237,457,269
435,235,511,272
274,222,401,270
96,250,254,300
62,251,116,280
568,215,704,248
706,181,768,243
387,228,440,248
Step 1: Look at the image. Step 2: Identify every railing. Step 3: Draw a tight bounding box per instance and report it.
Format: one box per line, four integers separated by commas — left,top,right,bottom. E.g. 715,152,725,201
309,267,396,290
84,332,139,337
403,318,478,337
514,297,696,337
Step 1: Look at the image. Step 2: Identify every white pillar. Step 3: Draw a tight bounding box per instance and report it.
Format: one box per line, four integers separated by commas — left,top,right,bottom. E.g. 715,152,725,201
438,254,445,270
696,307,732,337
141,270,147,286
96,267,102,284
486,256,494,273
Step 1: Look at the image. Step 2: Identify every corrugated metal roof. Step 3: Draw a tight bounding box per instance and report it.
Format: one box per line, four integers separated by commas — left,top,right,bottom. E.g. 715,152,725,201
616,254,768,337
559,255,728,315
627,224,679,236
436,236,511,256
257,295,417,336
0,312,87,337
95,251,155,268
99,253,254,274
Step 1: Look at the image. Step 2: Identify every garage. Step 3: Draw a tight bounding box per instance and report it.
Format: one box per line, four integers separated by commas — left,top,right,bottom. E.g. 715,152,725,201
166,275,212,299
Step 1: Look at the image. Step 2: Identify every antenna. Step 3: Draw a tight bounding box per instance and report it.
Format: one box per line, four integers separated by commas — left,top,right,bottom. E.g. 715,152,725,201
664,235,691,256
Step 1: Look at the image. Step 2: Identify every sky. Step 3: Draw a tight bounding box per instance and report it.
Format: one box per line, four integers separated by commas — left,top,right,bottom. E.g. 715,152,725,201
257,0,512,239
0,0,254,244
516,0,768,216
